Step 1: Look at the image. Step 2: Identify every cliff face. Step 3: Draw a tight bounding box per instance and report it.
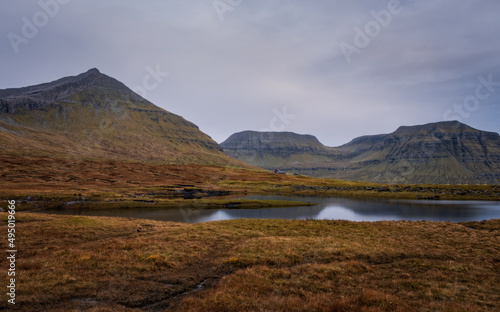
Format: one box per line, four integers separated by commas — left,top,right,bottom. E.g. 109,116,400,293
337,121,500,184
341,121,500,164
222,122,500,185
221,131,341,169
0,69,249,167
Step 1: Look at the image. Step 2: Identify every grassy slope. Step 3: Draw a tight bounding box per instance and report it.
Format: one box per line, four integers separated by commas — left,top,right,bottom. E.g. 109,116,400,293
0,84,252,168
0,156,499,213
1,213,498,311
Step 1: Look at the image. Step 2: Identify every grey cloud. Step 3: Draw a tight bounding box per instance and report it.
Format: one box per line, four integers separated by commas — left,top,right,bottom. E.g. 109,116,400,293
0,0,498,146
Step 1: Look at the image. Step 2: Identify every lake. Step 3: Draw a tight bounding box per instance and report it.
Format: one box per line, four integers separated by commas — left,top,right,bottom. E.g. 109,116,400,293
38,195,500,223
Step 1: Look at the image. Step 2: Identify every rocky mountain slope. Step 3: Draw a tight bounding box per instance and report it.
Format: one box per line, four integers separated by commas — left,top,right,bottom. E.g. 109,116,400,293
0,68,248,167
220,131,340,169
221,121,500,184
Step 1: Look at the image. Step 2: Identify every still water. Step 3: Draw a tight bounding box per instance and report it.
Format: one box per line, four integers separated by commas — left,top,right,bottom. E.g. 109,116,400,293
39,195,500,223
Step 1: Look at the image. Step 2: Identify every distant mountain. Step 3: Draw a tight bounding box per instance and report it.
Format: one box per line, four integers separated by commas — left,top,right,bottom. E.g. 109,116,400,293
220,131,339,168
221,121,500,184
0,68,248,167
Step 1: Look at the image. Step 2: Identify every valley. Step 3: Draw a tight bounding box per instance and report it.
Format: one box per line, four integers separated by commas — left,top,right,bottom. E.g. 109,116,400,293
0,69,499,312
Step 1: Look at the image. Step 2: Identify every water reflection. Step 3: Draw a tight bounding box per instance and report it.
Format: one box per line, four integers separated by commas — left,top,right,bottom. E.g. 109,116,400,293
39,196,500,223
43,206,220,223
243,196,498,222
217,205,325,221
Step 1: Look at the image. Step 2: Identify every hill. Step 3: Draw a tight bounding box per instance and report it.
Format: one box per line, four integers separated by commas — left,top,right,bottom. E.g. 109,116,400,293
220,131,340,169
0,68,248,167
221,121,500,184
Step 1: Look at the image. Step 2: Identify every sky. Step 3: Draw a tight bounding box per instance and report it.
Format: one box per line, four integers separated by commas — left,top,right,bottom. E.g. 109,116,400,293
1,0,499,146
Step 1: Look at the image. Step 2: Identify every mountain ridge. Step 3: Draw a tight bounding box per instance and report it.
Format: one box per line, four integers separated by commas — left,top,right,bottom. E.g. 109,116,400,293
0,68,116,112
221,121,500,184
221,130,339,169
0,69,250,167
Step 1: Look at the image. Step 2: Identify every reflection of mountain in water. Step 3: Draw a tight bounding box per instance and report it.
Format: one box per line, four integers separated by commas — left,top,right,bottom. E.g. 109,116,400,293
41,207,220,223
243,195,497,222
41,196,500,223
219,205,326,221
321,198,484,221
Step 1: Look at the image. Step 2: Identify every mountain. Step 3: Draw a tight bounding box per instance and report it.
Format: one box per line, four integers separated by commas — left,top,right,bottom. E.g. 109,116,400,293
220,131,340,169
0,68,247,167
221,121,500,184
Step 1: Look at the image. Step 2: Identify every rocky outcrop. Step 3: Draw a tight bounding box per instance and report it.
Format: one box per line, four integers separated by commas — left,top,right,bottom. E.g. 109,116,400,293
222,122,500,185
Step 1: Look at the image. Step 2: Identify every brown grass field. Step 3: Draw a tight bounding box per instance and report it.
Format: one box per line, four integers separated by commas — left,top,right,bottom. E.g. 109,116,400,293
1,156,499,209
0,213,498,311
0,156,499,311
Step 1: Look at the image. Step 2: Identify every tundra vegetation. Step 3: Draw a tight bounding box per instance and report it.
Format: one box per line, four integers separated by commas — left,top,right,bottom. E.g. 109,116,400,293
1,156,499,212
0,158,499,311
0,213,498,311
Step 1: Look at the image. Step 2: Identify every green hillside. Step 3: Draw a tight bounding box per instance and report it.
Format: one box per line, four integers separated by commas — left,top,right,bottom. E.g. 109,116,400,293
221,122,500,184
0,69,249,167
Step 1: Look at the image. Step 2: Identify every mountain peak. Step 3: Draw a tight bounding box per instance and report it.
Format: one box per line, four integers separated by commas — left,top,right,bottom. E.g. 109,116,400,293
69,68,102,83
393,121,478,135
0,69,250,167
87,68,100,74
222,131,325,148
222,121,500,184
0,69,135,113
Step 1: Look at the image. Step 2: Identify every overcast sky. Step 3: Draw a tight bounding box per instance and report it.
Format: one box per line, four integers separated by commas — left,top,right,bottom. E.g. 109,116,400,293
1,0,499,146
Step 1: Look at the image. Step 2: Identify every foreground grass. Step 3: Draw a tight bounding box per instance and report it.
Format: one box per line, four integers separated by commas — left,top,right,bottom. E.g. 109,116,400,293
1,213,498,311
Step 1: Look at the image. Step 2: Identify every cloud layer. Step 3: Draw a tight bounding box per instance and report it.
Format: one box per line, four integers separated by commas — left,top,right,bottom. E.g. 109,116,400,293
1,0,499,146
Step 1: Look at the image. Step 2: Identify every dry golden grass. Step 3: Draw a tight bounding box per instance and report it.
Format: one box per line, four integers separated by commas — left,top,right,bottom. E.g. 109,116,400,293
1,213,498,311
0,156,499,210
0,154,498,310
